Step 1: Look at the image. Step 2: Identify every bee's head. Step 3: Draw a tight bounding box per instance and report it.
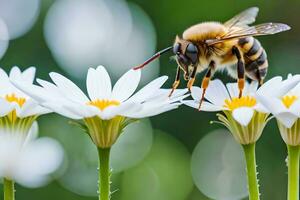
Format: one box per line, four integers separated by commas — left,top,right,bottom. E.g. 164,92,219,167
173,36,199,76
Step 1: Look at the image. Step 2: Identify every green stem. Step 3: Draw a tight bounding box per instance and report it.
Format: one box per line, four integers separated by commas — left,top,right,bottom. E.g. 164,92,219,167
287,145,300,200
242,143,260,200
3,178,15,200
98,148,111,200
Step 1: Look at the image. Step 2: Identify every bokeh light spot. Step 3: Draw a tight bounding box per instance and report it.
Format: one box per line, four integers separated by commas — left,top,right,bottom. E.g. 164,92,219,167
119,130,194,200
191,129,248,200
0,0,40,39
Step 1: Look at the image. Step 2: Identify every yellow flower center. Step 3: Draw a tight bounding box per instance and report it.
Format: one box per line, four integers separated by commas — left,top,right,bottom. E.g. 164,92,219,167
5,93,26,107
88,99,120,111
281,95,298,108
224,96,257,111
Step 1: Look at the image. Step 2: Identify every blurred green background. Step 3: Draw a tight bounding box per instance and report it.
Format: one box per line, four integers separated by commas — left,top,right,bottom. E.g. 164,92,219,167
0,0,299,199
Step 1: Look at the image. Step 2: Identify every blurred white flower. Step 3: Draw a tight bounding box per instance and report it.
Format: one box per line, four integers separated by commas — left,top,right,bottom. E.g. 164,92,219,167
1,66,51,118
12,65,187,147
184,76,300,144
0,123,63,188
0,66,50,137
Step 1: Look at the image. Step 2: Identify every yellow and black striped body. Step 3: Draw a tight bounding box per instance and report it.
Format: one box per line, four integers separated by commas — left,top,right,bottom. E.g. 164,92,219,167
238,37,268,82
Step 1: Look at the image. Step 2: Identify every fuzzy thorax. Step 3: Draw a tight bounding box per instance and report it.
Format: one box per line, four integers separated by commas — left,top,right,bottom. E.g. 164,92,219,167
183,22,227,41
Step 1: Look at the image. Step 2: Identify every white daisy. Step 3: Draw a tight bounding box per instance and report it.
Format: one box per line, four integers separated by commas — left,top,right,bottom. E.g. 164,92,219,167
257,75,300,200
257,74,300,146
0,122,63,188
12,65,187,148
0,66,50,135
184,76,300,144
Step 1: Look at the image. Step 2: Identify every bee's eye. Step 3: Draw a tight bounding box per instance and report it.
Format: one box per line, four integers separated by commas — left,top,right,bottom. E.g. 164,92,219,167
185,43,198,64
173,43,181,54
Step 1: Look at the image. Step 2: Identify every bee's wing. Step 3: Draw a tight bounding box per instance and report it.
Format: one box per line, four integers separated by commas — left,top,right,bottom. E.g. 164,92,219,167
207,23,291,45
224,7,259,28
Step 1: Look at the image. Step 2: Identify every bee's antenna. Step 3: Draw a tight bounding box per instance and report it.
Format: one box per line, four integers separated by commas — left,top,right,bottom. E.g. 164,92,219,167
133,46,173,70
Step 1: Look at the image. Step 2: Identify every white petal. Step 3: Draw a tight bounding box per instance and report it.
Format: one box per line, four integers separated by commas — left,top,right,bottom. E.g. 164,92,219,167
42,102,82,120
63,101,100,118
15,137,63,187
232,107,254,126
11,80,51,103
169,88,189,98
246,81,259,94
190,86,203,101
256,94,287,115
49,72,89,103
290,82,300,95
111,69,141,102
9,66,22,80
128,76,168,103
0,68,9,80
36,79,63,99
17,99,51,117
205,79,230,106
226,82,239,98
125,103,178,118
257,76,282,96
0,98,15,116
21,67,36,83
276,112,298,128
183,100,224,112
276,75,300,97
141,88,188,105
87,66,112,100
131,104,179,118
101,102,142,120
253,103,269,113
289,100,300,117
168,92,189,104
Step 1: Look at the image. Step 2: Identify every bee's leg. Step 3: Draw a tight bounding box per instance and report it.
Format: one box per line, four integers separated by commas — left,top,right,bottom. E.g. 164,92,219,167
183,65,189,81
187,66,197,91
198,62,215,110
169,65,181,97
232,46,245,98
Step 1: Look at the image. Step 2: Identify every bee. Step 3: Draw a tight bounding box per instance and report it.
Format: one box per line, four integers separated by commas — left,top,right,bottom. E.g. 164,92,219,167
133,7,290,109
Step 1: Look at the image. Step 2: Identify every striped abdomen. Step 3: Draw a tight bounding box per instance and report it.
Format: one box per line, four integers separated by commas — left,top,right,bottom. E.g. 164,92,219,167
238,37,268,82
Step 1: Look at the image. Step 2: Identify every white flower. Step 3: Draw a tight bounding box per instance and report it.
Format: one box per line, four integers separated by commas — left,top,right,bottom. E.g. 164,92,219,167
0,66,51,136
257,75,300,145
0,123,63,188
184,76,300,144
185,80,263,126
0,66,50,118
12,65,187,147
257,75,300,128
185,76,300,126
12,66,186,120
